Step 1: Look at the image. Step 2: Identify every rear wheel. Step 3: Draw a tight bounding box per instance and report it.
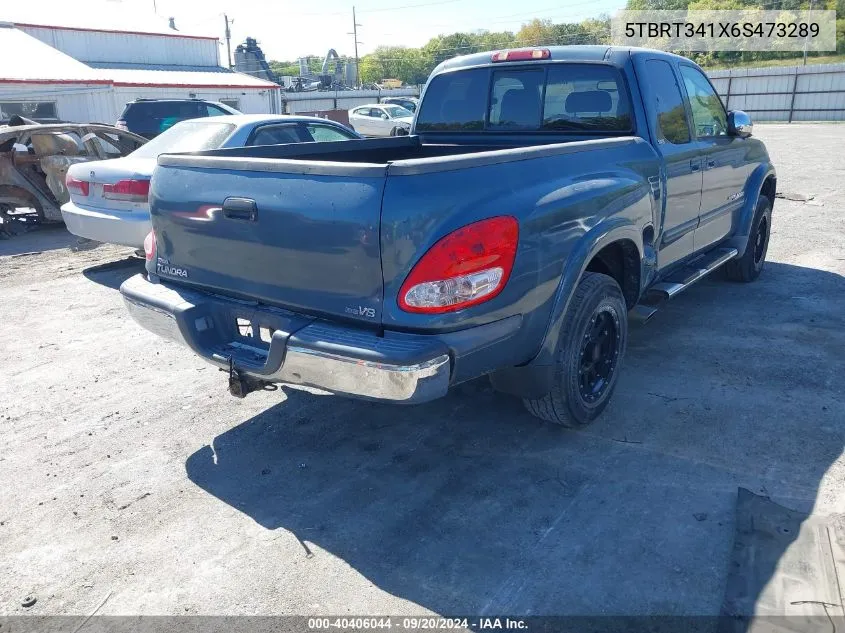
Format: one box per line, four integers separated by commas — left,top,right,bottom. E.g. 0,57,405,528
523,272,628,427
724,195,772,282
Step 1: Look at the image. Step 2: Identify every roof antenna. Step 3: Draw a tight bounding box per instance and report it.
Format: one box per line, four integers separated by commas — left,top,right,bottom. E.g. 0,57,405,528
168,17,178,31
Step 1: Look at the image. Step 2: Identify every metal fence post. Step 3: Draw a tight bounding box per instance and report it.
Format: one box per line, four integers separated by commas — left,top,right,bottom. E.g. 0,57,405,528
725,74,733,111
788,69,800,123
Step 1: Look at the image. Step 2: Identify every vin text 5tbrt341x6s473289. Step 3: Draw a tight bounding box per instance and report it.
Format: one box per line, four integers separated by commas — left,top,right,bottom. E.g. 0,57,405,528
120,46,775,427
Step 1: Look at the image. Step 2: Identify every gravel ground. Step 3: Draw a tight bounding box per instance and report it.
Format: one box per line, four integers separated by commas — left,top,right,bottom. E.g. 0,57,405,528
1,124,843,618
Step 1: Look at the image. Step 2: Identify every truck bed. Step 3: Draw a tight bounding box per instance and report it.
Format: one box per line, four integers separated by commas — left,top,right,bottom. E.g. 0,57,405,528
185,134,621,165
150,134,654,329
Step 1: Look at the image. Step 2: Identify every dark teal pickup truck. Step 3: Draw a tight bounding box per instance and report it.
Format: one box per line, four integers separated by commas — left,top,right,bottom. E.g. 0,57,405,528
120,46,776,427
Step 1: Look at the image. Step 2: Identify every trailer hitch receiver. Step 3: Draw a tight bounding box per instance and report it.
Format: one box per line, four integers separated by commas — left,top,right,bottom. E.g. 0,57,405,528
227,357,267,398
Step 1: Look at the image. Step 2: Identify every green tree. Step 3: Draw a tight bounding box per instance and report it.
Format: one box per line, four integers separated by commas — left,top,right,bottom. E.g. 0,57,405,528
516,19,557,46
314,0,845,86
268,61,299,77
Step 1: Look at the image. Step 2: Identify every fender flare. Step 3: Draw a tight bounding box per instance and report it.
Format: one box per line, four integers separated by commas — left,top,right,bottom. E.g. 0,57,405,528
490,220,643,399
536,219,643,364
729,162,776,257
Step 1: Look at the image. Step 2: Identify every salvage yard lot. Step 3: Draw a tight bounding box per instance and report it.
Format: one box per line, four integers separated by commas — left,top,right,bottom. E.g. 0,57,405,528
1,124,844,617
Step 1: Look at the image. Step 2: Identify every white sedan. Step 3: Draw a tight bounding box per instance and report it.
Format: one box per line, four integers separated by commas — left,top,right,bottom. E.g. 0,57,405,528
347,104,414,137
61,115,360,249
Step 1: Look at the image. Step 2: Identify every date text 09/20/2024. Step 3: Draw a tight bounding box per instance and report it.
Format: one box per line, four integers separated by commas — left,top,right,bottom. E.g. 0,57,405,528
307,617,527,630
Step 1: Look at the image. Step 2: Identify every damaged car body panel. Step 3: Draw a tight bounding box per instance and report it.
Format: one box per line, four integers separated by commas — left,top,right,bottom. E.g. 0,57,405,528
0,122,145,230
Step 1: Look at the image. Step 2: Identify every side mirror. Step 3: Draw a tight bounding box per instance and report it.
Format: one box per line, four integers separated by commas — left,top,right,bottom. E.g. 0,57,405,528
728,110,753,138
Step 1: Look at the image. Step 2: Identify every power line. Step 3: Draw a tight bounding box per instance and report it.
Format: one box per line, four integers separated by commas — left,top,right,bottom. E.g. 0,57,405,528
388,5,620,33
254,0,809,62
368,29,613,59
357,0,466,13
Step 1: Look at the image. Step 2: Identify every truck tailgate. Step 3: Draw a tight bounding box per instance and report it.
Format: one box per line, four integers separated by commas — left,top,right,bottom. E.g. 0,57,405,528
150,155,387,325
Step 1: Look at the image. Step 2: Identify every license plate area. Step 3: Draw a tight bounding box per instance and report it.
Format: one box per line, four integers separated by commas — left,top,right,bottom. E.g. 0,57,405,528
215,315,275,368
203,301,314,375
235,316,276,348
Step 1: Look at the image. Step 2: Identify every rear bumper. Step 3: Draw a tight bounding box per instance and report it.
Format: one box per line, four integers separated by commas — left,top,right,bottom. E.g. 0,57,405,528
120,274,453,403
61,202,150,249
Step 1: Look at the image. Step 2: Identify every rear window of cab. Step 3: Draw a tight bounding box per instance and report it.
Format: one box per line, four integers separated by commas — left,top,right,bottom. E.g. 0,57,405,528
416,63,633,134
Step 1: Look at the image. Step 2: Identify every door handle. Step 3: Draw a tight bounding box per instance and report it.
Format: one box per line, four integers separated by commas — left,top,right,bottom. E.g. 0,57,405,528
706,158,717,169
690,159,701,172
222,197,257,221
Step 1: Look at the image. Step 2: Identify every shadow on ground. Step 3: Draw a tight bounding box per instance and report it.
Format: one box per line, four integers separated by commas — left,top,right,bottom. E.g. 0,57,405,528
0,225,77,257
82,257,145,289
183,261,845,618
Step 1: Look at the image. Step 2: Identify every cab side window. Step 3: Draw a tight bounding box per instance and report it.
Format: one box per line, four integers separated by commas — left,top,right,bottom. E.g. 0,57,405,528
679,65,728,138
646,60,691,145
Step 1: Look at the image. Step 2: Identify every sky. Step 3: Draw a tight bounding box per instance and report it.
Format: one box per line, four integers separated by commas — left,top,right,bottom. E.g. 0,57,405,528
4,0,627,62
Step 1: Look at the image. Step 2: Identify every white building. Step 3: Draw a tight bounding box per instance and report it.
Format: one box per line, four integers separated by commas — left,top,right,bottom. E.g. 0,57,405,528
0,21,281,124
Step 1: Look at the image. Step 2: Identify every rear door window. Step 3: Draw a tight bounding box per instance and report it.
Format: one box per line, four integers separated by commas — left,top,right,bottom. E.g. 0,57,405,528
645,60,691,145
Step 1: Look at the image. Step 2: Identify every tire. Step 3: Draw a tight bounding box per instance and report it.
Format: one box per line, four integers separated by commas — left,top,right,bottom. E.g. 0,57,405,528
390,127,398,136
724,195,772,283
523,272,628,427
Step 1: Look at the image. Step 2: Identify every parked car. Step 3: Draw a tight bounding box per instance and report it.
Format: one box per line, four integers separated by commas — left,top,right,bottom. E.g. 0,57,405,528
0,120,145,235
115,98,242,139
381,97,419,113
121,46,775,428
347,104,414,137
61,115,361,248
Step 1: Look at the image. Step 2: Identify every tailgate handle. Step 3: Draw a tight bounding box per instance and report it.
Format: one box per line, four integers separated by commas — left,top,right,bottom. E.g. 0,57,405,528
222,197,257,221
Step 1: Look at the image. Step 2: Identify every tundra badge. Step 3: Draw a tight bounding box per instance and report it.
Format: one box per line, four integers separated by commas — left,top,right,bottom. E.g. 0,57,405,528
156,257,189,278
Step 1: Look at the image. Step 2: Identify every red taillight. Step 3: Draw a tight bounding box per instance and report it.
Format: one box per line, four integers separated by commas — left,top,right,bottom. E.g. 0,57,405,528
103,179,150,203
398,216,519,314
491,48,551,62
66,174,90,197
143,230,156,261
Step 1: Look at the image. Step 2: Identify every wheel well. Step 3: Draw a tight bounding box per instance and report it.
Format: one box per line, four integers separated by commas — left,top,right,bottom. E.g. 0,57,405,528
761,175,776,203
585,240,641,309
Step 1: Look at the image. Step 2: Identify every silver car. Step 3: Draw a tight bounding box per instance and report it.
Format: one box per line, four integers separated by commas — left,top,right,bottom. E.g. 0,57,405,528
61,115,360,248
347,104,414,137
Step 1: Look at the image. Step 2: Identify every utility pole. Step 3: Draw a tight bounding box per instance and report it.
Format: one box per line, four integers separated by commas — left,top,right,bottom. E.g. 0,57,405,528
224,13,233,70
803,0,815,66
349,7,362,87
